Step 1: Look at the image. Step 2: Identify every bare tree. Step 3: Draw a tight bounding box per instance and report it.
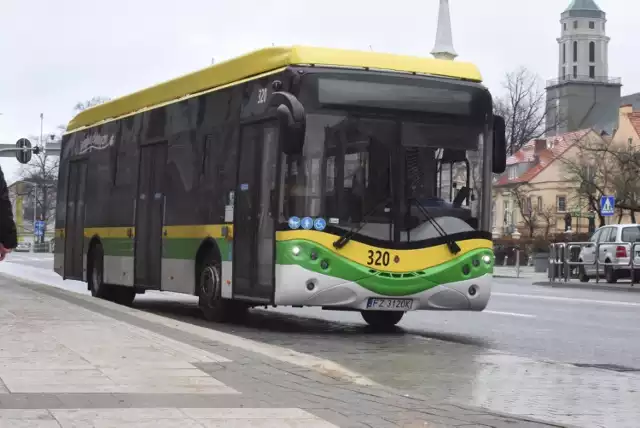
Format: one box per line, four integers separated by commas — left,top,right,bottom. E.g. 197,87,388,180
538,204,556,239
73,96,111,113
16,134,61,242
494,67,561,155
510,184,539,237
562,134,640,226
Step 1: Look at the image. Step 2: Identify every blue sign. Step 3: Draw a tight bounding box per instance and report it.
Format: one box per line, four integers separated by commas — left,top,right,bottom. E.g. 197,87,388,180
600,196,615,216
301,217,313,230
34,220,45,237
313,217,326,231
288,216,301,230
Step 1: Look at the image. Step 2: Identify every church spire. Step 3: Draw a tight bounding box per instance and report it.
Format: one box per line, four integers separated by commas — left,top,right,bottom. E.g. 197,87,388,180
431,0,457,60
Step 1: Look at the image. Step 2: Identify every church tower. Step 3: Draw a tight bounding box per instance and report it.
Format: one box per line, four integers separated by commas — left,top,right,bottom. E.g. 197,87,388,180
431,0,457,60
545,0,622,136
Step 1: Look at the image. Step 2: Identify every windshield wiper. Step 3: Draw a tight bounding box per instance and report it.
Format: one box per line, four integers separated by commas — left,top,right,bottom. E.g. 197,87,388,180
333,197,390,249
409,197,461,255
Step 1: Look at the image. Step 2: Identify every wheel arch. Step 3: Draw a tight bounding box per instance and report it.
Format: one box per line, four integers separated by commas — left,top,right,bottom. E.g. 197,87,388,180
194,238,222,296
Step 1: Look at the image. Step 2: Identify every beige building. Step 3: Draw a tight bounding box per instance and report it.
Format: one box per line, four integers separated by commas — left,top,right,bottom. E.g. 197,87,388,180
493,105,640,239
492,129,604,238
8,180,55,244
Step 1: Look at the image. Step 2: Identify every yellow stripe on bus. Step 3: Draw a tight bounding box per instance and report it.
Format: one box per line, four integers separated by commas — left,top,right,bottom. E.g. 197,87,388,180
71,225,233,239
275,230,492,273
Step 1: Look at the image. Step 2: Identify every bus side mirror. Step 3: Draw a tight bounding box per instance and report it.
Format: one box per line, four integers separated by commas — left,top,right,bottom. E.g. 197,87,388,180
270,91,306,155
492,115,507,174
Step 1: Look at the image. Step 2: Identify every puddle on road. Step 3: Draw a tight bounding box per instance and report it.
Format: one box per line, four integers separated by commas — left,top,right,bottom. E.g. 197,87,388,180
133,300,640,428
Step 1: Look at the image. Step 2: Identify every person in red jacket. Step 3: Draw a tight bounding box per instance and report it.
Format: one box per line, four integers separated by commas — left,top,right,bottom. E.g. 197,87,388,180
0,165,17,261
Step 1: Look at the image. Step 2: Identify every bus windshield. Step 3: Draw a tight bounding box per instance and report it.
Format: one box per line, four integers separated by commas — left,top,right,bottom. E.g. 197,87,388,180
280,114,490,242
280,71,492,243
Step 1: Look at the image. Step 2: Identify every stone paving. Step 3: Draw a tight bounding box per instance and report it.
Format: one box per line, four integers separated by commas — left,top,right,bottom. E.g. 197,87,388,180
0,274,566,428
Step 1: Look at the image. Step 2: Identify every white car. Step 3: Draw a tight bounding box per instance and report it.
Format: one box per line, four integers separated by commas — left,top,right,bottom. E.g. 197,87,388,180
14,242,31,252
577,224,640,283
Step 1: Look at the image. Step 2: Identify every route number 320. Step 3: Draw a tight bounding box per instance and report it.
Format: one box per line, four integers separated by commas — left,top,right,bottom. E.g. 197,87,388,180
367,250,390,266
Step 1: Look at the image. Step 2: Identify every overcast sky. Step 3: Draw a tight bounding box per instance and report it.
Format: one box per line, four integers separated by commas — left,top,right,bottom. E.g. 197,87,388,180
0,0,638,181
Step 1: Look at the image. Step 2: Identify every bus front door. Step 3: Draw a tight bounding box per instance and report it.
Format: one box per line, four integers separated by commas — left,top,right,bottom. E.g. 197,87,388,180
233,123,278,303
64,160,88,280
134,142,167,289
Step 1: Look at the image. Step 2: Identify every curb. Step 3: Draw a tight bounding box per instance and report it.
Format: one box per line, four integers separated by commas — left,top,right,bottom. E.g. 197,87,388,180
533,281,640,292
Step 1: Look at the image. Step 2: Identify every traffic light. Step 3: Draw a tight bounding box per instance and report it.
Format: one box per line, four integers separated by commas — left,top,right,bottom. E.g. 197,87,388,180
15,138,32,164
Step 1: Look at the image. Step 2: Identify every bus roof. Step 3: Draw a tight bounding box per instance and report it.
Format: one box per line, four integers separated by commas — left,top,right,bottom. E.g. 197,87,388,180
66,45,483,133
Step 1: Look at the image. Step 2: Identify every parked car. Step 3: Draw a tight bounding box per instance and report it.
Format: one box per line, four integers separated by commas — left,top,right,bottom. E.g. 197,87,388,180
577,224,640,283
14,242,31,252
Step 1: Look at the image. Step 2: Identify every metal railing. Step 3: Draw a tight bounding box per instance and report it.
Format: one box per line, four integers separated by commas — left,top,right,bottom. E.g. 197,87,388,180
549,241,640,286
546,75,622,87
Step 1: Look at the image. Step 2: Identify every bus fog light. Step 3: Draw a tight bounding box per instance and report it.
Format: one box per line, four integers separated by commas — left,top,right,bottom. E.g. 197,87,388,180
482,255,491,264
468,285,478,296
310,251,318,260
320,260,329,270
292,246,301,256
472,258,480,267
306,279,317,291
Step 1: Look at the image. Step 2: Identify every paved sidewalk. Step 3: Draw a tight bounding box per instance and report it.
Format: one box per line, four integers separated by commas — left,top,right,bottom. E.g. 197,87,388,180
0,274,567,427
493,266,549,280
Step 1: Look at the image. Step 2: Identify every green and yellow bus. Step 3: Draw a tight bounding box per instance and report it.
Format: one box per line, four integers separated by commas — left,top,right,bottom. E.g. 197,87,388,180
54,46,506,328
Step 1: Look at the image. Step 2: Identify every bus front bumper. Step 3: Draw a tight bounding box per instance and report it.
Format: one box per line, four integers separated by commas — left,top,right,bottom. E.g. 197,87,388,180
274,264,492,312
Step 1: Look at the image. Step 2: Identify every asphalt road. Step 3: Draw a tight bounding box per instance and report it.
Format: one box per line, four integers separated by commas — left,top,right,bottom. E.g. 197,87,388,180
4,253,640,427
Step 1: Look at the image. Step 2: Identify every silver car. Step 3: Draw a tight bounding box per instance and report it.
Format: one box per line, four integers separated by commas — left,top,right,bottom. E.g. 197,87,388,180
577,224,640,283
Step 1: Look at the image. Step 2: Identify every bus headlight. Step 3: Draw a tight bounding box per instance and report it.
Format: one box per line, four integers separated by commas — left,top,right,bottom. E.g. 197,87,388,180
292,246,301,256
482,255,492,265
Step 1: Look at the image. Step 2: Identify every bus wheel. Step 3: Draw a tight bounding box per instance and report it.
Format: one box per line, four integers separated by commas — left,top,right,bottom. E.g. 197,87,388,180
88,242,114,300
361,311,404,329
197,252,246,322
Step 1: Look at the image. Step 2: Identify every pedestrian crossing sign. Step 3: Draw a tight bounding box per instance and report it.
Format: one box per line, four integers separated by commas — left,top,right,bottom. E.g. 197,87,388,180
600,196,615,216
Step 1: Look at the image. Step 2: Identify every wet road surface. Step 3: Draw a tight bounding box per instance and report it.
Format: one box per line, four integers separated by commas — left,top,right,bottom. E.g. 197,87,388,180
4,255,640,427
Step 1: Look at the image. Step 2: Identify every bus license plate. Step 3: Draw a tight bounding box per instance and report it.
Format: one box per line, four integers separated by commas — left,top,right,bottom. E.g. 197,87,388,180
366,298,413,311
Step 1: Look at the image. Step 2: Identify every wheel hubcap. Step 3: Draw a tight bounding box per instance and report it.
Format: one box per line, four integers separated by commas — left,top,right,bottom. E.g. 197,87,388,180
201,265,220,302
92,260,102,290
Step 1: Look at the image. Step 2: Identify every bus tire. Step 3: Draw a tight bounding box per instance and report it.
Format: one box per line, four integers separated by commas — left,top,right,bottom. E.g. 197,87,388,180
361,310,404,329
88,242,114,301
197,251,247,323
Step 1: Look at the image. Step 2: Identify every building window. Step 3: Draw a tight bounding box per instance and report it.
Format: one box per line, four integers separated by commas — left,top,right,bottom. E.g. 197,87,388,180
564,22,567,31
603,22,605,31
562,43,566,63
504,201,511,226
537,196,543,213
562,66,566,79
589,66,595,78
492,201,496,227
573,41,578,62
589,21,595,29
573,66,577,78
508,166,517,180
573,20,578,29
589,42,595,62
557,196,567,212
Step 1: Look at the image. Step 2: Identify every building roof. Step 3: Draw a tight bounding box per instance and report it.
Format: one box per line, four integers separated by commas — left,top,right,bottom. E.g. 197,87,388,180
66,45,483,133
627,112,640,138
565,0,602,11
562,0,604,18
494,129,593,186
